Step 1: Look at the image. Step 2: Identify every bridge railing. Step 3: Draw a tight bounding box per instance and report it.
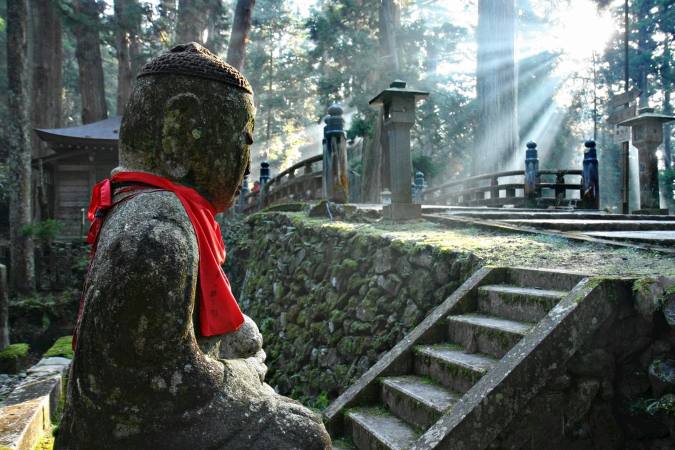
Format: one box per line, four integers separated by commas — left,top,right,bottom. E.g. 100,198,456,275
240,154,323,213
422,169,584,208
421,140,599,209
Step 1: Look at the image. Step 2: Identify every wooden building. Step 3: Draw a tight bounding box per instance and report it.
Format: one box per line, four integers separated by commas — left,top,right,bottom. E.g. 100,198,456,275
33,117,120,237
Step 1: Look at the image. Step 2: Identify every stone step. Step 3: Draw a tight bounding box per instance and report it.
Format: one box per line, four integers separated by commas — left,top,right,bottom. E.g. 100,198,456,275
583,230,675,246
446,313,531,359
380,375,459,429
346,407,420,450
444,210,675,221
413,344,496,393
505,267,583,292
500,219,675,232
477,285,566,322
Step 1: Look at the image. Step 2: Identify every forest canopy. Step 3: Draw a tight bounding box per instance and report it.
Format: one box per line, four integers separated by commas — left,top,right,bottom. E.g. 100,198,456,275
0,0,672,184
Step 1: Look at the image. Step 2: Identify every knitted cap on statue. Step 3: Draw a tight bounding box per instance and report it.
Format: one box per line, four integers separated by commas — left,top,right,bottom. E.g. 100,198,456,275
55,43,331,450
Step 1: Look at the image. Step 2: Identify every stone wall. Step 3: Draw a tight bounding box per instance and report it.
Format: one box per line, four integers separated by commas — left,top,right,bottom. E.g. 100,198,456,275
493,277,675,449
230,213,481,406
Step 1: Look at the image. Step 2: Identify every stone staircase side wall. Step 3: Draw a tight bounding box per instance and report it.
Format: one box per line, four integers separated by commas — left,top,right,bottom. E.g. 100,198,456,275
411,278,627,450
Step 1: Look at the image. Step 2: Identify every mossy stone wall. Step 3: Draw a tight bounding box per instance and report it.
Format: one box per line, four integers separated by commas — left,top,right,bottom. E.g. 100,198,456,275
232,213,481,406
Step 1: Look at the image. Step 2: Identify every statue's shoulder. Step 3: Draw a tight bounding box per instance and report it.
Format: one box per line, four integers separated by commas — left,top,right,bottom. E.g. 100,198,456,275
97,189,198,260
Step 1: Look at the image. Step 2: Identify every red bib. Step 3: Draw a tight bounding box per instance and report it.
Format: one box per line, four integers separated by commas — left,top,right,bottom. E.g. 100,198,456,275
75,171,244,348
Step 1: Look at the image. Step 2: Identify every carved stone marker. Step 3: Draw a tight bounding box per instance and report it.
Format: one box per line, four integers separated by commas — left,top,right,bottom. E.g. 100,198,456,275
55,43,330,450
370,80,428,220
618,107,675,214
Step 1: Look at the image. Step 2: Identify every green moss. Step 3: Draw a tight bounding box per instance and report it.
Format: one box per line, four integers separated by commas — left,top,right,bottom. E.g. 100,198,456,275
633,277,657,295
268,212,675,277
43,336,74,359
0,343,30,361
339,259,358,272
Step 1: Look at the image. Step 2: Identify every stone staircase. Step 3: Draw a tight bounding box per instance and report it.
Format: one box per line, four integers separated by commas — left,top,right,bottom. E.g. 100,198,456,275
325,267,608,450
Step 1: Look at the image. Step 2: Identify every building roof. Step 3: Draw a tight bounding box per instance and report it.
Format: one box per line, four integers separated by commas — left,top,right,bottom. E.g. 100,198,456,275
35,116,121,149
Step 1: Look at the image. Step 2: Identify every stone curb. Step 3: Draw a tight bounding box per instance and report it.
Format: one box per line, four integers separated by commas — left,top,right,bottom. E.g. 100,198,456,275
0,357,71,450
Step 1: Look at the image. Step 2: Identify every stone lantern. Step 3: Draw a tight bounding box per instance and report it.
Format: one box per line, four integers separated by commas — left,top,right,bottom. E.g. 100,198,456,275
369,80,429,220
618,107,675,214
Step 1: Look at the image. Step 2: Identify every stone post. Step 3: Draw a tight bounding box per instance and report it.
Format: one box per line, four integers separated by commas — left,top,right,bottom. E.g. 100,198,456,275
580,140,600,209
524,141,540,208
413,171,426,204
322,104,349,203
618,107,675,214
369,80,429,220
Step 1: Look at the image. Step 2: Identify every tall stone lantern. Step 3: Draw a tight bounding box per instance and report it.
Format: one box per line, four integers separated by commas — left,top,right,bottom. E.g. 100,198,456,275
369,80,429,220
618,107,675,214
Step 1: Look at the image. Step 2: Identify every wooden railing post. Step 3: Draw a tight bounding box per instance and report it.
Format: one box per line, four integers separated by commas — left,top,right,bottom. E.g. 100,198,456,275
259,161,270,187
490,176,499,202
258,161,270,208
581,140,599,209
323,104,349,203
524,141,539,207
555,172,566,205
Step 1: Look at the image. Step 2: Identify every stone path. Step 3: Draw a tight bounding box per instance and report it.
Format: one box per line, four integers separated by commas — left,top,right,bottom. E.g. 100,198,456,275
423,206,675,251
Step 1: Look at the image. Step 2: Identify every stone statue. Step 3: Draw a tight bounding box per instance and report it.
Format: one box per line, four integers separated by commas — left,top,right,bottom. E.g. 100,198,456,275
55,43,331,450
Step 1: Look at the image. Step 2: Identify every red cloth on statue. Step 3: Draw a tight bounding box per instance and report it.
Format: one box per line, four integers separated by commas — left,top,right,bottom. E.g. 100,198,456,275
73,171,244,349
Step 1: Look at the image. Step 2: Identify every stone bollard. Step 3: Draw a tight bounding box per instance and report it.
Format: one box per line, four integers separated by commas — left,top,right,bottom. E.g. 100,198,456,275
322,104,349,203
524,141,540,208
580,140,600,210
369,80,429,220
618,107,675,214
413,171,426,204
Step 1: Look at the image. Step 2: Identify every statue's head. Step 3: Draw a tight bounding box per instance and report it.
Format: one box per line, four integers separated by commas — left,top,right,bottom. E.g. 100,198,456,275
118,43,255,211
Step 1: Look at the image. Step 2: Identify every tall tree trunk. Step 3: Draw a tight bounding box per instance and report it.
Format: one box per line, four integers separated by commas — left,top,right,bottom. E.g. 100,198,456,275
72,0,108,124
30,0,63,156
175,0,209,45
154,0,177,48
379,0,400,73
662,35,672,169
7,0,35,294
226,0,255,71
636,0,651,108
205,0,227,55
361,0,401,202
474,0,519,175
115,0,142,114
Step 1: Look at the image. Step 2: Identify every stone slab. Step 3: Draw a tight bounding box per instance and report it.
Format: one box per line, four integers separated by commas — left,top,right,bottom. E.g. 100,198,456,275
0,396,49,450
347,407,419,450
582,231,675,244
0,357,71,450
383,203,422,220
499,219,675,232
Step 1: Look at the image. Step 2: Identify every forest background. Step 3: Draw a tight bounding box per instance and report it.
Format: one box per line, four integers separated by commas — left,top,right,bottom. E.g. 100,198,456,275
0,0,673,211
